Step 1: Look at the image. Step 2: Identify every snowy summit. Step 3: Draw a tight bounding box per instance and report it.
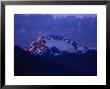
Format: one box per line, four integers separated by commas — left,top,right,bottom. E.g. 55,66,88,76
25,35,88,56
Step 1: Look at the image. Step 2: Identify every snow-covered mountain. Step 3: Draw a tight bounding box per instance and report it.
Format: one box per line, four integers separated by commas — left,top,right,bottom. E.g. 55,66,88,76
25,35,88,56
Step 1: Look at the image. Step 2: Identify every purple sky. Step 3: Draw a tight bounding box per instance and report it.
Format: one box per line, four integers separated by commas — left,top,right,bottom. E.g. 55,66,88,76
14,14,97,49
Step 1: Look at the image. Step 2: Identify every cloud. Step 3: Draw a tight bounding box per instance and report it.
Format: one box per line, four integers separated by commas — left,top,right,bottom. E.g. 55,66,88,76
22,14,30,16
52,14,96,19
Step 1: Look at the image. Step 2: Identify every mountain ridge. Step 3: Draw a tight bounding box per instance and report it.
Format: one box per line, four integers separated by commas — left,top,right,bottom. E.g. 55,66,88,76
25,35,89,56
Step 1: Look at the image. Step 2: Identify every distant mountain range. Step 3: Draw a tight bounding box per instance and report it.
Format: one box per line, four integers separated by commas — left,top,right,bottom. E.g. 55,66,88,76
14,35,97,76
14,45,97,76
25,35,89,56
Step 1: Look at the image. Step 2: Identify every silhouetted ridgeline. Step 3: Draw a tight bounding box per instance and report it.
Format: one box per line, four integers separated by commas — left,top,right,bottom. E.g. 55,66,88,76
14,46,97,76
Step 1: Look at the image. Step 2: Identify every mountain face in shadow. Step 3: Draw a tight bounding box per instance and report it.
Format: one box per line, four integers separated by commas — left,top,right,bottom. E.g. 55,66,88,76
14,46,97,76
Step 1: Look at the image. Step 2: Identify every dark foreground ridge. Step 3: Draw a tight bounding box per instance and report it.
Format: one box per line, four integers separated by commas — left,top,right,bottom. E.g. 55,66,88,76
14,46,97,76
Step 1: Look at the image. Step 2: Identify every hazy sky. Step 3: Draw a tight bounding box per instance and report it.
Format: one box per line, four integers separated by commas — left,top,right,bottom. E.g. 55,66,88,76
14,14,97,49
52,14,96,19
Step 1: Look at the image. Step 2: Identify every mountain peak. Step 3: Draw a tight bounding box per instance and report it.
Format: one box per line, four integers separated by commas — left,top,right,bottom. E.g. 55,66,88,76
25,35,88,56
